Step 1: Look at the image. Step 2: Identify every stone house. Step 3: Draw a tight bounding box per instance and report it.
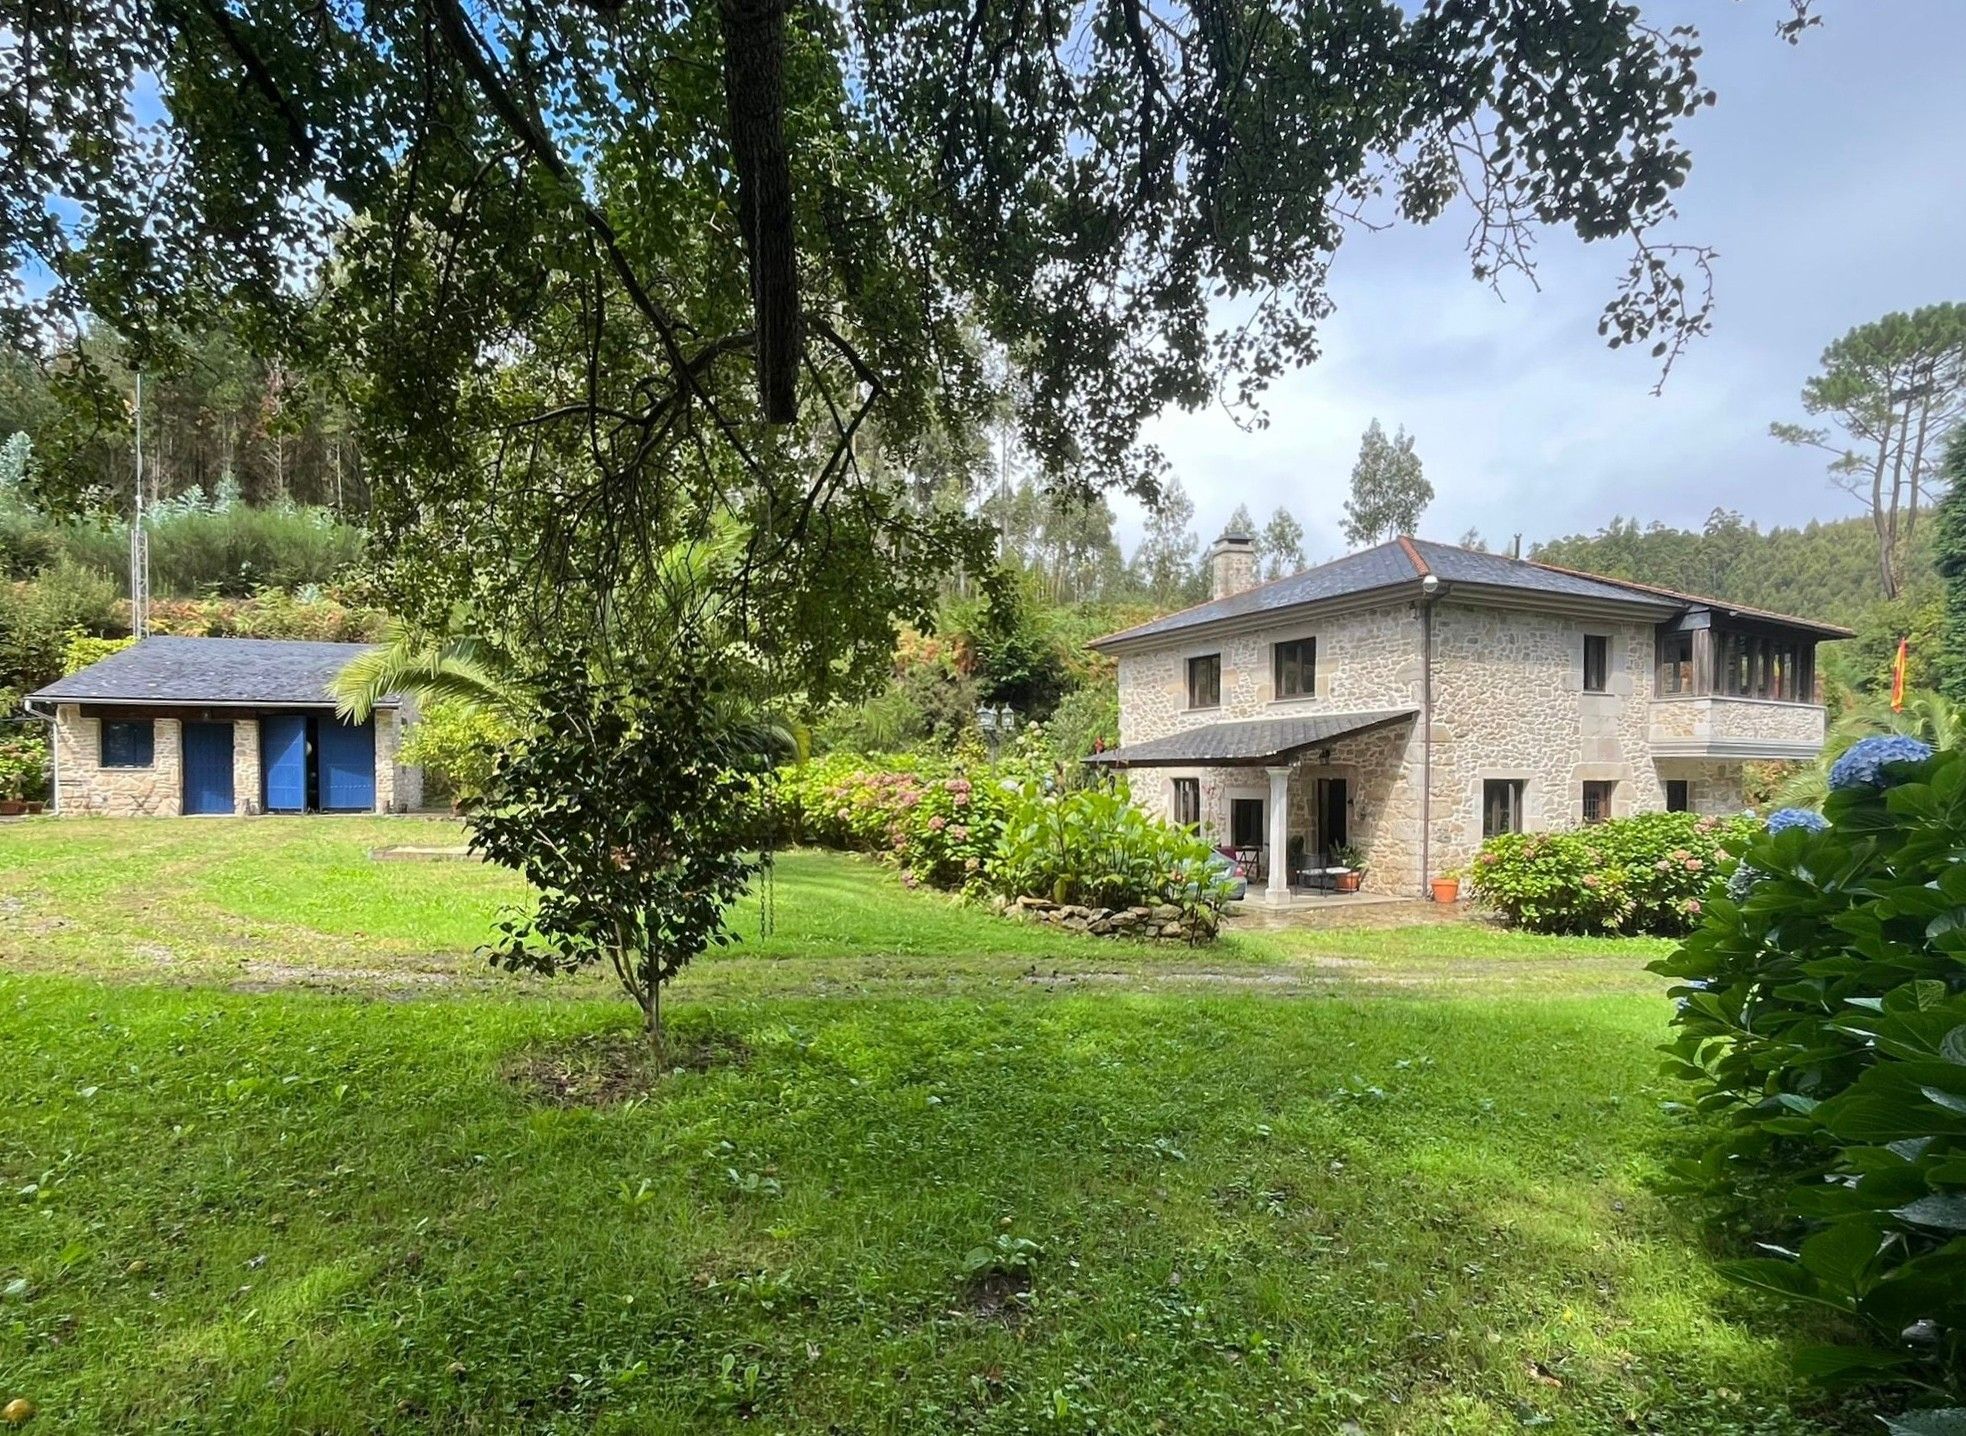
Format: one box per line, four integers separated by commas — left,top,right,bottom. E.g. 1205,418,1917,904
1086,533,1849,901
22,637,422,817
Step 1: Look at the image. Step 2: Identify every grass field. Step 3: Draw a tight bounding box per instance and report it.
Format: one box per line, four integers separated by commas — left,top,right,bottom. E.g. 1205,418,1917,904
0,818,1859,1433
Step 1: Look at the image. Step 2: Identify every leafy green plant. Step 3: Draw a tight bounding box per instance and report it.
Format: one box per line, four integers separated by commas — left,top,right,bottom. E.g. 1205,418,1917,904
992,778,1229,920
470,637,772,1063
1654,742,1966,1425
0,728,49,801
399,699,507,809
1467,810,1753,936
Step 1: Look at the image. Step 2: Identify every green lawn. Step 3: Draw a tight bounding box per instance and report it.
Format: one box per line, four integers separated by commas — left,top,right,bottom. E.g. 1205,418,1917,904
0,819,1861,1433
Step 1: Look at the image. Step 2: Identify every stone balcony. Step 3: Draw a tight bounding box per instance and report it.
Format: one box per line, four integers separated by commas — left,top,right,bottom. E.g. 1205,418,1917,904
1648,696,1826,761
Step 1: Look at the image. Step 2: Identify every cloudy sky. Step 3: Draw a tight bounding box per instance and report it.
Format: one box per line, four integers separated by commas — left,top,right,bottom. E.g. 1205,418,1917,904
1119,1,1966,564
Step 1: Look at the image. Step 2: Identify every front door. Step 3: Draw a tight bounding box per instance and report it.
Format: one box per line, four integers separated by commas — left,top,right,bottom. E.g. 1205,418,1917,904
182,721,235,815
1315,777,1348,857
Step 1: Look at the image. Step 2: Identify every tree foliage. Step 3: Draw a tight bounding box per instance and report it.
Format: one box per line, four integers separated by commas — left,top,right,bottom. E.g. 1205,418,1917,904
472,635,772,1059
1342,419,1431,547
1933,432,1966,705
1260,507,1307,580
1772,303,1966,600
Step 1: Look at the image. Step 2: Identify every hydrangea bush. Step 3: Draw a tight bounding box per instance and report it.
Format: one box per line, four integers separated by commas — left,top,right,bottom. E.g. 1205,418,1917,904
1465,810,1755,936
1653,746,1966,1425
775,754,1224,919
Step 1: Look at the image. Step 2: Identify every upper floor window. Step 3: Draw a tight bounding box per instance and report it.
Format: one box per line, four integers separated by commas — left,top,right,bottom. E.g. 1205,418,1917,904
1171,777,1200,828
1720,630,1811,702
1482,779,1524,839
1273,638,1316,699
100,719,155,769
1581,780,1615,825
1582,634,1609,693
1187,653,1221,709
1659,631,1694,694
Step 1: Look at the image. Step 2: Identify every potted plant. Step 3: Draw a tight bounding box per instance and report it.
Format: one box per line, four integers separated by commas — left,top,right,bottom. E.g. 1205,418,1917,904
1430,868,1462,904
1331,842,1367,894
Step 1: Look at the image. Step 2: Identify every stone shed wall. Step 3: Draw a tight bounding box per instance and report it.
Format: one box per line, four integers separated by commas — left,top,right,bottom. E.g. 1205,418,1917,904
54,704,184,816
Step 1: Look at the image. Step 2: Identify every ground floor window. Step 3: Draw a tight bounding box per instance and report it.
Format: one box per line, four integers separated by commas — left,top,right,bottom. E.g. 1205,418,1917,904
1581,780,1616,825
100,719,154,769
1665,779,1690,812
1482,779,1524,839
1171,777,1200,828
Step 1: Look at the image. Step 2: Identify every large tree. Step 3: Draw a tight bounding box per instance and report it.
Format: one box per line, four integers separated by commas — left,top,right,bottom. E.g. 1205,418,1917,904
1773,302,1966,600
6,0,1831,1010
1342,419,1431,547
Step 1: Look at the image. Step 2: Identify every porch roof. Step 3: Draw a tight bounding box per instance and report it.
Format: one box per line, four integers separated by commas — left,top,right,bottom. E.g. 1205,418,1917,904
1084,708,1416,768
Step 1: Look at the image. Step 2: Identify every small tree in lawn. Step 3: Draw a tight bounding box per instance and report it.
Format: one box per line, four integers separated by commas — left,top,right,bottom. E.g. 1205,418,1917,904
470,634,771,1064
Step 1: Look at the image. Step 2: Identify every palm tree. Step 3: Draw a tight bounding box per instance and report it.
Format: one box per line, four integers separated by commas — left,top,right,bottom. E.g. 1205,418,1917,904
1774,688,1965,808
332,626,530,729
332,519,805,759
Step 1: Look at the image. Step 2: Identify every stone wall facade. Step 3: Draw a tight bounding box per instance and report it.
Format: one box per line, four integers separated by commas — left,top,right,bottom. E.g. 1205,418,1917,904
53,705,184,816
1113,596,1809,896
52,704,424,817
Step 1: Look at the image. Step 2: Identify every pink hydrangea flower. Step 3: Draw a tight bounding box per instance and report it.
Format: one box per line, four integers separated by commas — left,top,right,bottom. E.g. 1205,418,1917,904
927,815,947,832
1684,898,1702,914
1683,857,1703,872
950,824,969,841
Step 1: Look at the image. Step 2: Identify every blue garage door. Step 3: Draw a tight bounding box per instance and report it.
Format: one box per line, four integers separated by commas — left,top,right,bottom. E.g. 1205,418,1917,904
182,722,235,815
261,714,309,812
318,717,376,811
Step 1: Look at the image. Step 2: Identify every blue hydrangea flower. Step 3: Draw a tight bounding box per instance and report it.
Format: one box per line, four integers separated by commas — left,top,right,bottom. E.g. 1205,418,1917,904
1828,735,1933,791
1765,807,1830,834
1726,863,1761,902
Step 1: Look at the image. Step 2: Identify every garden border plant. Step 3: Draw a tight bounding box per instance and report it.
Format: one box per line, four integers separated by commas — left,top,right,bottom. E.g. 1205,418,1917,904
1654,737,1966,1430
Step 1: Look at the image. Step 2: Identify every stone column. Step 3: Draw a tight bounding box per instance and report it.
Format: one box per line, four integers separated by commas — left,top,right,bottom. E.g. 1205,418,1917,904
1265,764,1292,905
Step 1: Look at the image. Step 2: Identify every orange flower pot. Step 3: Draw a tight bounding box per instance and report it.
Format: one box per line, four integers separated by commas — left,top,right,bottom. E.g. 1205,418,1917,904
1430,877,1460,904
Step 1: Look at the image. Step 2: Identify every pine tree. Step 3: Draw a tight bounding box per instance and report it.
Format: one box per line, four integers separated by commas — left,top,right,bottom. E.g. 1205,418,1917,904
1342,420,1432,547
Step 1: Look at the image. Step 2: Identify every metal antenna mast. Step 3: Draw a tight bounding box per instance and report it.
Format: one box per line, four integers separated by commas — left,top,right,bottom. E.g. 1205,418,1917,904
130,373,150,639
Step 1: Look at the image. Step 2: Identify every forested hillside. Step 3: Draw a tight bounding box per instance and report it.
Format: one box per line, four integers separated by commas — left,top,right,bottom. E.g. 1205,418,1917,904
1530,510,1925,629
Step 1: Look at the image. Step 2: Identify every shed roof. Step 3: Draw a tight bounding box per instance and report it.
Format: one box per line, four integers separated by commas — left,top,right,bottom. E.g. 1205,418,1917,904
27,637,388,709
1082,709,1416,768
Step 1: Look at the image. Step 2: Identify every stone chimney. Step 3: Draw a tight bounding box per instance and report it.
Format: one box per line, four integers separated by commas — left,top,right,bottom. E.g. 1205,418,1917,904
1205,529,1258,601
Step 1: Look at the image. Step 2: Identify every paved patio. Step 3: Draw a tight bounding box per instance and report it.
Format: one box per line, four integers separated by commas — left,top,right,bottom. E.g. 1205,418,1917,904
1222,892,1473,930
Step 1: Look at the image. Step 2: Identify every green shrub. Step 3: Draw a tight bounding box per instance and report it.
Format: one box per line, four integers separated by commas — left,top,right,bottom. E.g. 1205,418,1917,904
1467,810,1754,935
992,778,1227,914
776,756,1228,929
1653,742,1966,1425
0,725,49,801
62,630,134,675
53,500,365,597
400,700,507,809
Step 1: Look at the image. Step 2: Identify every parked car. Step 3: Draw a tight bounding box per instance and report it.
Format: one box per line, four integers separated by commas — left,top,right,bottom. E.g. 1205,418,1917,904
1207,848,1249,901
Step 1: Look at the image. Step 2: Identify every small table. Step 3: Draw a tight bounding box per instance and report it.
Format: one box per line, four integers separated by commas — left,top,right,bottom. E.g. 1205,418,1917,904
1296,866,1352,894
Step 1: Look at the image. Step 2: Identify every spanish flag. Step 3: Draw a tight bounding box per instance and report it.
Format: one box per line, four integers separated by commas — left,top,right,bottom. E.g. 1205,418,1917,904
1891,638,1910,712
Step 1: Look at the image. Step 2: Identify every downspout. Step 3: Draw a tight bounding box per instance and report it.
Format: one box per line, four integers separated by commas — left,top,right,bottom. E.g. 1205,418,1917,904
20,698,58,815
1418,574,1445,899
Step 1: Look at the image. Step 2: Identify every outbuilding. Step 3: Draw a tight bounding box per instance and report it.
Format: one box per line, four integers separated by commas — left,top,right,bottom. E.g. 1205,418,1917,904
23,637,423,816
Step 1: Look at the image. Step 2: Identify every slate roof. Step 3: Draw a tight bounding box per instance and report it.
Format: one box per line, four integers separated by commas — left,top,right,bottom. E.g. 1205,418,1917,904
1083,709,1416,768
1089,536,1849,648
27,637,389,709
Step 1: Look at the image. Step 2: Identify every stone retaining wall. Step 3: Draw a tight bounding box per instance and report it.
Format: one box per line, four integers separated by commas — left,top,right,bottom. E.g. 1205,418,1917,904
997,894,1219,943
